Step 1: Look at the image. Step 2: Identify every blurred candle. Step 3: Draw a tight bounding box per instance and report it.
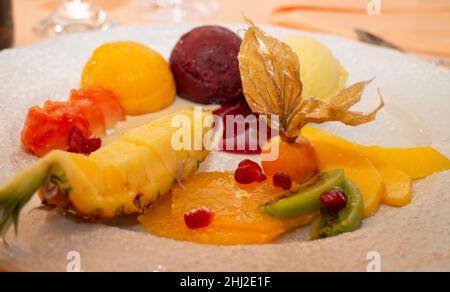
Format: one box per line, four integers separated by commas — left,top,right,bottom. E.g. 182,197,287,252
33,0,108,37
142,0,218,22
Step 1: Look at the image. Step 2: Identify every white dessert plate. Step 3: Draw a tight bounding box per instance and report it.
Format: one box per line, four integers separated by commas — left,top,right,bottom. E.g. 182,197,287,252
0,23,449,272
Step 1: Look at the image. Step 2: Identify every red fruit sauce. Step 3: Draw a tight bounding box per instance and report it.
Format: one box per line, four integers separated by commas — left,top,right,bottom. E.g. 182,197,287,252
184,207,214,229
320,188,348,214
213,100,276,154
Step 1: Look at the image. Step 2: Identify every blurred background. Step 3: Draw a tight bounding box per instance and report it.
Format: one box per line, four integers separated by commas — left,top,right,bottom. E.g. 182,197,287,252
1,0,450,65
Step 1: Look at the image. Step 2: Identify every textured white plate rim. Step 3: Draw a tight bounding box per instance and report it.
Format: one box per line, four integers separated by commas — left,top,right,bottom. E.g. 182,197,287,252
0,23,449,272
5,22,448,75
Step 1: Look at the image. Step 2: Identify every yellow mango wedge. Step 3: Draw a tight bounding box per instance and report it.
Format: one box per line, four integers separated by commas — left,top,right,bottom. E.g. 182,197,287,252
377,167,412,207
357,146,450,180
302,126,450,212
311,139,384,218
302,126,450,180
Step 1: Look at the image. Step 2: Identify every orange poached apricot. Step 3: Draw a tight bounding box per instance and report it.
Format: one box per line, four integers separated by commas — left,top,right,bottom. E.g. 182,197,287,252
261,135,319,183
138,172,315,245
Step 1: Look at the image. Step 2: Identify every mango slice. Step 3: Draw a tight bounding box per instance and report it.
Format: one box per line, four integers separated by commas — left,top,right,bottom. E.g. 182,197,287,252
311,139,384,218
358,146,450,180
139,172,314,245
302,126,450,212
303,126,450,180
378,167,412,207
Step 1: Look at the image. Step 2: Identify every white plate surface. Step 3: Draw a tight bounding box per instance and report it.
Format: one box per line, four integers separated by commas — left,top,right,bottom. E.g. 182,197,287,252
0,24,449,271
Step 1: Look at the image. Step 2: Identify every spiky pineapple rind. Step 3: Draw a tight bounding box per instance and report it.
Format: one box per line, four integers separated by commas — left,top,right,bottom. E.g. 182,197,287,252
0,162,50,238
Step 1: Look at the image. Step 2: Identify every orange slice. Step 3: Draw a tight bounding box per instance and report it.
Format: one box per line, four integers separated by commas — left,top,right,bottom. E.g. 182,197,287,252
139,172,314,245
139,194,277,245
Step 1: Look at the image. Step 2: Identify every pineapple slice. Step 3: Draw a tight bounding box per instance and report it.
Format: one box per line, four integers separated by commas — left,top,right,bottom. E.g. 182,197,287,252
0,109,212,236
90,140,177,213
122,108,210,171
122,125,181,178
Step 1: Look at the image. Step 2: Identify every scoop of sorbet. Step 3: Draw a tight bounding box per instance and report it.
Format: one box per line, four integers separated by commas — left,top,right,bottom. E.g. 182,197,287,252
170,26,244,105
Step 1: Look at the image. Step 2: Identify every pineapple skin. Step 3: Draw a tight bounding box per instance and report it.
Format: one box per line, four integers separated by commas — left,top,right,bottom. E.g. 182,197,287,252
0,109,212,235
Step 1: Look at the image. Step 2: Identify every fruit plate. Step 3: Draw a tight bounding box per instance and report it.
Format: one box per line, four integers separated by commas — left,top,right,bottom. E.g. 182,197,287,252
0,23,449,272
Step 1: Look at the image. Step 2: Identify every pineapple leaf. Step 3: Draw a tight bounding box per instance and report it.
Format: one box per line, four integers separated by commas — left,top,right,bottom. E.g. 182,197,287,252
0,161,51,238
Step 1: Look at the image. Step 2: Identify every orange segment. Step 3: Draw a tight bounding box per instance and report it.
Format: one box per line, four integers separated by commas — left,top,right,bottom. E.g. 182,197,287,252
171,172,313,232
139,194,278,245
139,172,314,245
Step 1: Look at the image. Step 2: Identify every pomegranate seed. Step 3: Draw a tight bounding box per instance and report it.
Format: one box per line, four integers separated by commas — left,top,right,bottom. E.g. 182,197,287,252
256,170,268,182
68,127,102,155
184,207,214,229
238,159,259,168
68,127,87,154
320,188,348,214
86,136,102,153
234,165,258,184
235,160,267,184
273,172,293,190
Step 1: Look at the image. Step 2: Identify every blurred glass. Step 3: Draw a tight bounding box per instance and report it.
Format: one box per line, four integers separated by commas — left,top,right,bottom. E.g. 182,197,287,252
0,0,14,50
141,0,218,22
33,0,110,37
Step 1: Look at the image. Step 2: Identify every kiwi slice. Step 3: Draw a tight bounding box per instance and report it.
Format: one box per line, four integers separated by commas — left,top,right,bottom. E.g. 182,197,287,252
262,169,345,218
310,179,364,240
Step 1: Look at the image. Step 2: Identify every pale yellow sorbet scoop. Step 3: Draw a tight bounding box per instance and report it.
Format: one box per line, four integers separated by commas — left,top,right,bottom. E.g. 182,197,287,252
283,35,348,99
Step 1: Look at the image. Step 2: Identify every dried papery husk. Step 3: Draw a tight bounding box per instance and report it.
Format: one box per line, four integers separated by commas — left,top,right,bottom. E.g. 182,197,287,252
290,82,385,131
238,18,384,142
239,17,303,137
